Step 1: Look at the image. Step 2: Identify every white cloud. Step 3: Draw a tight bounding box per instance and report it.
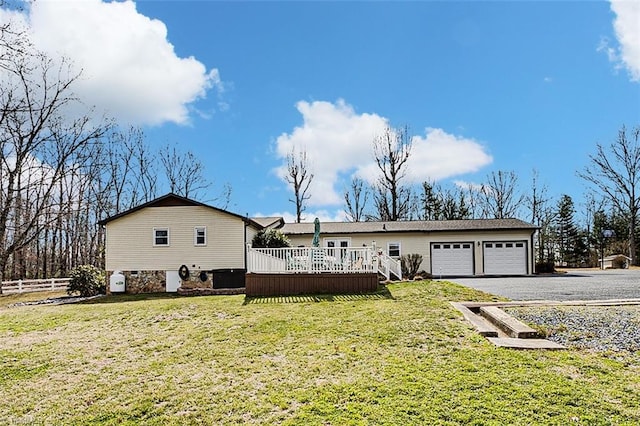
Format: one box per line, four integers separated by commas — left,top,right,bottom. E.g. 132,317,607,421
274,99,388,206
409,128,492,180
603,0,640,81
274,99,493,208
453,180,484,193
357,128,493,185
2,0,220,125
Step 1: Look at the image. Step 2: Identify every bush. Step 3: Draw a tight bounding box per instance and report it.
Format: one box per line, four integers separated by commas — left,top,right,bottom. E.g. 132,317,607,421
67,265,106,297
612,255,629,269
401,253,424,280
413,270,433,281
535,261,555,274
252,229,291,248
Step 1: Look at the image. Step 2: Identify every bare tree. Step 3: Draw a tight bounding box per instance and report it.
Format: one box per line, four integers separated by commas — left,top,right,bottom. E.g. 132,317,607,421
526,169,550,225
479,170,524,219
0,49,107,290
344,177,369,222
214,183,233,210
372,126,412,221
285,148,313,223
159,144,211,200
0,5,30,71
525,170,554,266
579,125,640,265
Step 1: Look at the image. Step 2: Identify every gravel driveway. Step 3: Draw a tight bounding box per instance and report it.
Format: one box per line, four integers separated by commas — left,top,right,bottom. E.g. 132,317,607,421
452,269,640,301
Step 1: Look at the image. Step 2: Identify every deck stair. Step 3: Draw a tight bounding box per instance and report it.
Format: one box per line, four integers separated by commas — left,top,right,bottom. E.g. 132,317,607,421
377,253,402,281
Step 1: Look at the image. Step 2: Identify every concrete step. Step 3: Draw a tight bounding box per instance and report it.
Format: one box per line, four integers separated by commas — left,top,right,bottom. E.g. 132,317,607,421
479,306,539,339
450,302,499,337
487,337,565,350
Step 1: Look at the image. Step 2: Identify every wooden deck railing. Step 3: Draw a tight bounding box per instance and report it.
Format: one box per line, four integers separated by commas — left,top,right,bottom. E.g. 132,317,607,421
1,278,70,294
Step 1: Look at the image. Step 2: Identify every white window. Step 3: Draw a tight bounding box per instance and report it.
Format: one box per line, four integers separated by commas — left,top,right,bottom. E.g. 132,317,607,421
153,228,169,246
388,242,401,258
194,226,207,246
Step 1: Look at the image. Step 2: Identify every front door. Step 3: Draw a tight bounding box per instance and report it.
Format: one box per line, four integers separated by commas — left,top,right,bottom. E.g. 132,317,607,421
166,270,181,292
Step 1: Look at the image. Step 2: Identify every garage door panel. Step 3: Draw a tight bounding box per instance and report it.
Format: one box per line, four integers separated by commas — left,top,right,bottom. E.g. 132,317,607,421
431,242,474,276
484,241,526,275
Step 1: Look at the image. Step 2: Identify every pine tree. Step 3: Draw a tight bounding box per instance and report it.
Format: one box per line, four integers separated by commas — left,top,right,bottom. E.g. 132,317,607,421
555,195,581,266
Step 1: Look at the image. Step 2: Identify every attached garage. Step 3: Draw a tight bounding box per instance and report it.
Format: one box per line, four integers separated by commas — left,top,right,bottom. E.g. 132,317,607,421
483,241,527,275
431,242,474,276
281,218,538,278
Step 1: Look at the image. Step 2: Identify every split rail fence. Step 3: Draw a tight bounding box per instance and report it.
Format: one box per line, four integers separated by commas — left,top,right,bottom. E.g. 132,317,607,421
1,278,70,294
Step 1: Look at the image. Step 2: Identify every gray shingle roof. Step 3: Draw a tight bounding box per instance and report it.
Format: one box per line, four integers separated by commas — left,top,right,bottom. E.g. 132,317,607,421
251,217,285,228
280,218,537,235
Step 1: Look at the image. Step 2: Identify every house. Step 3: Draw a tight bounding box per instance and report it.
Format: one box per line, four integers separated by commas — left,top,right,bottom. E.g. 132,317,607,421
279,219,538,277
99,193,263,294
100,193,538,295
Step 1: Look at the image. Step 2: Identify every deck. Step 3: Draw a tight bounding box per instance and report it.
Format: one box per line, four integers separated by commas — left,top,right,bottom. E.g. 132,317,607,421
245,245,400,296
245,273,379,296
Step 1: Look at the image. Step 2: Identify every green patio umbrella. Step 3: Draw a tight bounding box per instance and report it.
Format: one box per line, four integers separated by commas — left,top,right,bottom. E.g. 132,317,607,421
312,217,320,247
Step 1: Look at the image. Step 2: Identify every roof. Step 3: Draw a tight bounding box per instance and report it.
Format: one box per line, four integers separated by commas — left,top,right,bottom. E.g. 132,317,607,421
280,218,538,235
98,193,262,228
250,217,285,229
602,254,631,261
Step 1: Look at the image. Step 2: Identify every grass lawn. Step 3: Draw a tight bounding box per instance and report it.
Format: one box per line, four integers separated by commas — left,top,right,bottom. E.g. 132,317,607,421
1,281,639,425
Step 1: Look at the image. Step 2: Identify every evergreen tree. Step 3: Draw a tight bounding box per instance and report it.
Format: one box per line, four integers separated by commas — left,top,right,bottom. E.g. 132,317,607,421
555,195,581,266
419,182,471,221
419,181,442,220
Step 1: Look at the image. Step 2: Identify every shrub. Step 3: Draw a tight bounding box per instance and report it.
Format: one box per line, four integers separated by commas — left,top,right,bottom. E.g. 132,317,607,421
67,265,106,297
413,270,433,281
535,261,555,274
612,255,629,269
252,229,291,248
401,253,424,280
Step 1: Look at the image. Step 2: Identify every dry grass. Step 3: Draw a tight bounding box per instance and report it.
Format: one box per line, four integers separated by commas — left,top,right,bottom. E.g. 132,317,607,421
1,282,639,425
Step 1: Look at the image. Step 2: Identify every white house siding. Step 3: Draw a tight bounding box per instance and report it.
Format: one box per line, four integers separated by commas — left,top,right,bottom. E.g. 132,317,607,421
286,229,534,276
105,205,248,272
245,225,260,248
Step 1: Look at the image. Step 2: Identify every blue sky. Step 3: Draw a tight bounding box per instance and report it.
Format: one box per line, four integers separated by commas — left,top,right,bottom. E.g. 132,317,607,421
3,0,639,222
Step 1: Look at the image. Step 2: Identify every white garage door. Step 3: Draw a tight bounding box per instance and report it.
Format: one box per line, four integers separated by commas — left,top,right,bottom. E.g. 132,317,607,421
431,243,474,276
484,241,527,275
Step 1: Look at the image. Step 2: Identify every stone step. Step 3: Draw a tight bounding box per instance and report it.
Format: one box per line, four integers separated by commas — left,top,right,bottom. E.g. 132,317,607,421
479,306,539,339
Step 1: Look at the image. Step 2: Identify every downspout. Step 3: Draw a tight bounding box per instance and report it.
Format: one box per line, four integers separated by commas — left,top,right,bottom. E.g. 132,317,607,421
243,222,248,271
530,231,536,275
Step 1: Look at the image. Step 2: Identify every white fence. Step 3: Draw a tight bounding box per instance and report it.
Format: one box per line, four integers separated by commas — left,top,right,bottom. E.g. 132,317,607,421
247,245,402,280
1,278,70,294
248,246,376,274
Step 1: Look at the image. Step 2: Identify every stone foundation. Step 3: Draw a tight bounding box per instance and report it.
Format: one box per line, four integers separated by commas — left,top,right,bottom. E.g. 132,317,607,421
181,270,213,290
105,269,215,294
106,270,166,294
